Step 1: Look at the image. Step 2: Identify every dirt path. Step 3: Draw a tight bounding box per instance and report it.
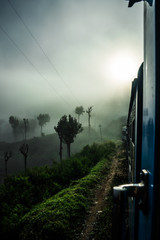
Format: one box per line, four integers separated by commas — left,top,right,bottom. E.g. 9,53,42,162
80,153,119,240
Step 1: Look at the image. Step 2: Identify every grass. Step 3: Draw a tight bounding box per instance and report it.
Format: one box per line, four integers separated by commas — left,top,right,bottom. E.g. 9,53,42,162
0,141,116,240
88,145,128,240
18,158,112,240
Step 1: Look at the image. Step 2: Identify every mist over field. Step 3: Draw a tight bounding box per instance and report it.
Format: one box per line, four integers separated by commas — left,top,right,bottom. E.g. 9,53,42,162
0,93,129,142
0,0,143,118
0,0,143,180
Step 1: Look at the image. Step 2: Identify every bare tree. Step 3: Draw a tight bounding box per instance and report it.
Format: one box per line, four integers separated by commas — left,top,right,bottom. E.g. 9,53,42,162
19,144,29,173
86,106,93,134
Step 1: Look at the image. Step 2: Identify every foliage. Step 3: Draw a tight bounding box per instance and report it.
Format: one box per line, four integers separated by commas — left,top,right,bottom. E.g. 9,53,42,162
54,115,83,158
76,141,116,164
18,158,111,240
55,115,83,144
88,145,128,240
0,141,116,240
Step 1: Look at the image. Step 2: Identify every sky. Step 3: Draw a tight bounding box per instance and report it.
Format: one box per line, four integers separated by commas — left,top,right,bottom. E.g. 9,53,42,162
0,0,143,128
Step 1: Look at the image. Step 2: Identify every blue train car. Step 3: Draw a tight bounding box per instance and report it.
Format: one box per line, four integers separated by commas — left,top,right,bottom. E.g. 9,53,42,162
113,0,160,239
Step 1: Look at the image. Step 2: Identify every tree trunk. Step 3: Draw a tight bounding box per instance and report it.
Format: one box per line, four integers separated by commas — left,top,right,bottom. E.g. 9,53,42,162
67,143,71,158
24,155,27,173
59,138,63,162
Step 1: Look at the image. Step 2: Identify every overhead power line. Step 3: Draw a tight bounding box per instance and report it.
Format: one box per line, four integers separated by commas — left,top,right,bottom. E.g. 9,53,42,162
0,24,72,108
7,0,81,106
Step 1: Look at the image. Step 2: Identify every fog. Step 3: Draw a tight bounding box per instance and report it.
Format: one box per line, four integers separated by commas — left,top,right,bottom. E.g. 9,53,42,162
0,0,143,142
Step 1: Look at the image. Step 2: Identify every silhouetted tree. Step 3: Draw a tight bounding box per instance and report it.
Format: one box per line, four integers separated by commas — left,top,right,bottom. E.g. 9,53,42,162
19,143,29,173
54,115,65,161
9,116,19,140
55,115,83,159
86,106,93,134
75,106,85,123
37,114,50,136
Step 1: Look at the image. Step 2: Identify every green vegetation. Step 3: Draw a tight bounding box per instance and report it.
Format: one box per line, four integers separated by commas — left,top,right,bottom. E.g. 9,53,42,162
0,141,116,240
19,158,111,240
89,145,128,240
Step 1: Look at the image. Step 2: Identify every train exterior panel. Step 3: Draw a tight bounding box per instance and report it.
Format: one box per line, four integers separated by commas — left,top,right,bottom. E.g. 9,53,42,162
113,0,160,239
139,1,155,239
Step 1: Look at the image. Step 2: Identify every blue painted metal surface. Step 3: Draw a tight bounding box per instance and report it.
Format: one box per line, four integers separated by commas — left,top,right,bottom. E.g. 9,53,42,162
113,1,159,239
139,0,155,239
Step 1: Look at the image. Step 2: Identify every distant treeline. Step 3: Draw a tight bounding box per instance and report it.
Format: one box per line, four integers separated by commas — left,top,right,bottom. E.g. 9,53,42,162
0,105,94,142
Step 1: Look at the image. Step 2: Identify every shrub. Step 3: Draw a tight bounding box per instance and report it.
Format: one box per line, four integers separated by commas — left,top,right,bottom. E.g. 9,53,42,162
77,141,116,165
18,158,111,240
0,141,116,240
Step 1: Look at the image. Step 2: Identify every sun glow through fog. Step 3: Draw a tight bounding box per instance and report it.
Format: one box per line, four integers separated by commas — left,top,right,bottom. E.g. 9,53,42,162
108,52,139,85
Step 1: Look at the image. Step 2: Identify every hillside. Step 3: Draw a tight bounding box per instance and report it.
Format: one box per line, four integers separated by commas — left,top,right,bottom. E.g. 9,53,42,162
0,141,122,240
0,141,128,240
0,134,59,182
0,116,126,183
0,128,99,181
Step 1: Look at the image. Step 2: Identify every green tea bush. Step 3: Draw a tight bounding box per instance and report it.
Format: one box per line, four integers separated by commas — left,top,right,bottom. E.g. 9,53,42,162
0,141,116,240
19,158,111,240
77,141,116,165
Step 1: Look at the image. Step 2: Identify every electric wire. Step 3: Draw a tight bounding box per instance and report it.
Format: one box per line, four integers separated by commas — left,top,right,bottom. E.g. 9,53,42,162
7,0,82,106
0,24,72,109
